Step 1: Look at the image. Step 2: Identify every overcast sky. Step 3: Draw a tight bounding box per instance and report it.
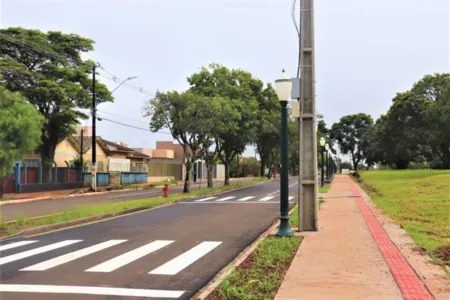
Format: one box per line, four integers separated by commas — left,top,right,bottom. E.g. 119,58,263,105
1,0,449,158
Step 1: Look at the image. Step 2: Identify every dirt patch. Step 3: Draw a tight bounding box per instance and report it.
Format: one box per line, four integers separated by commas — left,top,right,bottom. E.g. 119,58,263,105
434,245,450,267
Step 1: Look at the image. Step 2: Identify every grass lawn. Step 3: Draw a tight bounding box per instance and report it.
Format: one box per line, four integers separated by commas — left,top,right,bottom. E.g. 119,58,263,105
0,178,265,238
210,236,302,300
359,170,450,268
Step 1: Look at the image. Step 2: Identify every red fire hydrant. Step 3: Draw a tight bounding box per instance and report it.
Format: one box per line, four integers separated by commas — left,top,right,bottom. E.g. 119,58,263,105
163,184,169,198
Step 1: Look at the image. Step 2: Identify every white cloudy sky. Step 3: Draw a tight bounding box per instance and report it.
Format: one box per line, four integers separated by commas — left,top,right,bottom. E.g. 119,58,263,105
1,0,449,158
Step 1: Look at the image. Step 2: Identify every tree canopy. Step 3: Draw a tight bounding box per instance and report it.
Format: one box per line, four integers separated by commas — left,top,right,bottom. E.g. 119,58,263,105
0,85,44,178
0,27,113,181
187,63,259,184
364,73,449,169
330,113,374,173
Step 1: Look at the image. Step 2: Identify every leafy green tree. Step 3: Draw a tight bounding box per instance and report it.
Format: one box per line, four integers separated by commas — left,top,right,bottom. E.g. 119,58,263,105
187,63,259,185
330,113,373,173
0,27,113,182
0,86,44,195
191,96,239,188
252,84,281,177
146,91,204,193
287,117,300,175
411,73,450,169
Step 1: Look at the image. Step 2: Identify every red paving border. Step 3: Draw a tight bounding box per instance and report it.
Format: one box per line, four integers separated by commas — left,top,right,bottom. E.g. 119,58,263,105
349,180,434,300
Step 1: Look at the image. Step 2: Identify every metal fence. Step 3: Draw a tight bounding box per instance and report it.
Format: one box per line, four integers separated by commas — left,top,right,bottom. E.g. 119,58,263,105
83,172,110,187
120,173,148,185
148,160,182,181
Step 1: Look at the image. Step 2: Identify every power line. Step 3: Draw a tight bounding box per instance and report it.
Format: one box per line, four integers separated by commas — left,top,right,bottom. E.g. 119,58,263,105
97,115,171,135
97,109,149,125
0,32,154,97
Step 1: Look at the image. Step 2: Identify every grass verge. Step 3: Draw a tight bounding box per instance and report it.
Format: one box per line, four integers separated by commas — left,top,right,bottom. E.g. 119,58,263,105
207,236,302,300
358,170,450,269
0,177,266,238
318,185,329,193
289,197,325,228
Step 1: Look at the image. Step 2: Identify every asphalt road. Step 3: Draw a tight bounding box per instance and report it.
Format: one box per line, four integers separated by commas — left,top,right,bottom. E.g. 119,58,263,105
0,178,298,300
0,179,248,222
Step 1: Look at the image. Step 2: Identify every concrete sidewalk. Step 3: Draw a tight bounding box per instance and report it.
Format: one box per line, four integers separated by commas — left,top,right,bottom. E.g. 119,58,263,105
275,175,433,300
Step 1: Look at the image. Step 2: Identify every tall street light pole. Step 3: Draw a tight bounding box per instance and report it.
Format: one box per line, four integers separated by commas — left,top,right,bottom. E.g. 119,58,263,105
91,70,138,191
319,137,325,187
275,69,293,237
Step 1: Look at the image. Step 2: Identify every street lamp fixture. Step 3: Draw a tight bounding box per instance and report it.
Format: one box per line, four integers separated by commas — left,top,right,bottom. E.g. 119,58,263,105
319,137,325,187
274,69,293,237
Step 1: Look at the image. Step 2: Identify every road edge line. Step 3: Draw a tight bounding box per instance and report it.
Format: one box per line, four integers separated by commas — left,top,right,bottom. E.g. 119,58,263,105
0,179,275,241
192,204,297,300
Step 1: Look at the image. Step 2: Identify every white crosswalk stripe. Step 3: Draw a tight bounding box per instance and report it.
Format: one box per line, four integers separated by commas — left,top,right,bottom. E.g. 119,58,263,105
236,196,255,202
0,240,82,266
215,196,235,202
149,241,222,275
0,241,38,252
85,240,174,273
258,196,275,202
0,284,184,298
21,240,127,271
194,197,217,202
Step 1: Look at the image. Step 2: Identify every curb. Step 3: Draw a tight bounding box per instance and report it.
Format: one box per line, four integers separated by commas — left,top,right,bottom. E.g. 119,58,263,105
0,179,274,241
0,184,181,206
193,204,297,300
0,179,254,206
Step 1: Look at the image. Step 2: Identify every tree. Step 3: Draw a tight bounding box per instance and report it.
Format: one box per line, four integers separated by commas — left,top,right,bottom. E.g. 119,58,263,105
0,86,44,196
240,157,260,177
288,118,300,175
252,84,281,177
330,113,373,173
411,73,450,169
146,91,204,193
187,63,259,185
192,96,239,188
0,27,113,182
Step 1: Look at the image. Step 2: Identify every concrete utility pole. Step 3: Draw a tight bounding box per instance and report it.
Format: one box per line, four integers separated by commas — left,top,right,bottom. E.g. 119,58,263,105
298,0,318,231
91,64,97,192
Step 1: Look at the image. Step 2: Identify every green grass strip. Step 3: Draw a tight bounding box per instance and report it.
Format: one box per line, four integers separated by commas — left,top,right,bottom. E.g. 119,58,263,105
216,236,302,300
318,184,329,193
358,170,450,270
289,198,325,228
1,178,266,237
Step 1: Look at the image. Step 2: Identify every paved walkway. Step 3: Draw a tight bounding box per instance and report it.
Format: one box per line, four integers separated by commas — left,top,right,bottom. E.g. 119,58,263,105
275,175,433,300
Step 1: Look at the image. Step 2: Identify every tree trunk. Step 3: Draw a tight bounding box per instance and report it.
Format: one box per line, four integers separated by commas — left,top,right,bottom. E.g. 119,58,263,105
40,139,57,183
207,163,213,188
260,161,265,179
183,160,192,193
395,159,409,169
224,162,230,185
439,144,450,169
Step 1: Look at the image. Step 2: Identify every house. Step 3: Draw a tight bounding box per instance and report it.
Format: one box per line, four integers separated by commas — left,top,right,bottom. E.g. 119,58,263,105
23,128,150,173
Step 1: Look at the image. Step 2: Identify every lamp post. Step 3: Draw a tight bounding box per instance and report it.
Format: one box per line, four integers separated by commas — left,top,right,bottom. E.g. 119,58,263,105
275,69,293,237
319,137,325,187
325,143,329,181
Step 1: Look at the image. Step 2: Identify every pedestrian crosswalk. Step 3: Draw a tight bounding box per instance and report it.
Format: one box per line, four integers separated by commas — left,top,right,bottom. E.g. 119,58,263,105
192,195,296,203
0,239,222,276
